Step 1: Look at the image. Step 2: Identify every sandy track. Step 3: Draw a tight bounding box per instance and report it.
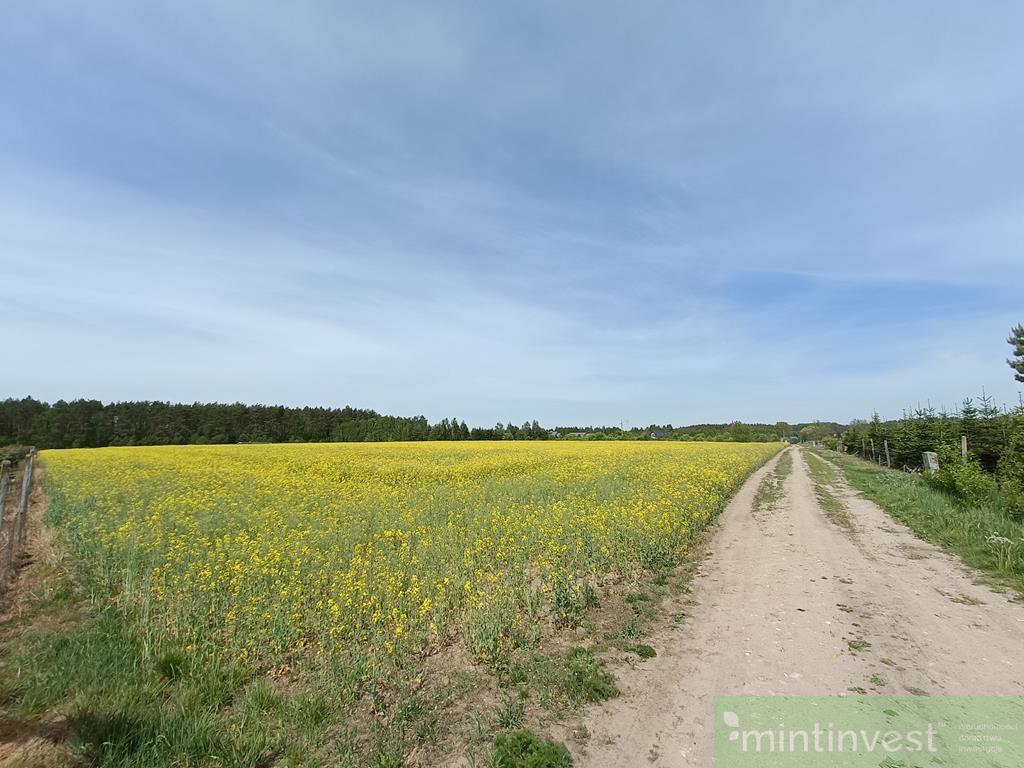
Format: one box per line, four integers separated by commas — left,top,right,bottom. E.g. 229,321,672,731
570,447,1024,766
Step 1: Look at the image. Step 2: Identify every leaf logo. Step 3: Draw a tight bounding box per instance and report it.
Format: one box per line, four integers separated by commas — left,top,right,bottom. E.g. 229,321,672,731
724,711,741,741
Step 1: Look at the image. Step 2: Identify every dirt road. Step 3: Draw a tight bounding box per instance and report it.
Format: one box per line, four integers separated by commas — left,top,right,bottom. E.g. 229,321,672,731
571,447,1024,766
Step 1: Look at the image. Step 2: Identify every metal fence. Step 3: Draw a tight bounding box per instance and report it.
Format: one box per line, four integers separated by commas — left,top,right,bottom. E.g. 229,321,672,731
0,448,36,591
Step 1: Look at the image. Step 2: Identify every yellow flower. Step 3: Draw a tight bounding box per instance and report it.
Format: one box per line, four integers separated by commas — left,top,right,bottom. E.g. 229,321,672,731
39,439,778,668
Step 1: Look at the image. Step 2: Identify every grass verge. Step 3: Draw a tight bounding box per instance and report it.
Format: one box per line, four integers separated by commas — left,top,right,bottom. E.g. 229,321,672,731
812,449,1024,596
803,451,854,532
753,450,793,513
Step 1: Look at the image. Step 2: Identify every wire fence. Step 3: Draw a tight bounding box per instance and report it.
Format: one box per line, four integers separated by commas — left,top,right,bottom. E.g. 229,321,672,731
0,448,36,592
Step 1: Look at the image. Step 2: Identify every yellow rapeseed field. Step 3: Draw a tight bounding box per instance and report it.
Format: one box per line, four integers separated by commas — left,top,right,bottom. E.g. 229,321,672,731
41,441,777,670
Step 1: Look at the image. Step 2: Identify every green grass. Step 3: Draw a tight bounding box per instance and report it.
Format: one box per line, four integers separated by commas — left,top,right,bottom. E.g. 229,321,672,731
631,644,657,660
752,450,793,512
0,607,272,767
508,648,617,712
0,554,651,768
0,561,627,767
814,449,1024,595
0,565,443,768
803,451,853,531
488,729,572,768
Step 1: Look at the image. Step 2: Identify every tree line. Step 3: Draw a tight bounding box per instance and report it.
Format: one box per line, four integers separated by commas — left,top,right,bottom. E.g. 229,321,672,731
839,324,1023,475
554,421,838,443
839,396,1023,519
840,393,1017,472
835,328,1024,518
0,397,554,450
1,397,842,450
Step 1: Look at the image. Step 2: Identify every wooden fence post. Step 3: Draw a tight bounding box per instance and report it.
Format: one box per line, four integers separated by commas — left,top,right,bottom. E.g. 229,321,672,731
0,460,10,581
0,460,9,536
13,452,35,549
961,435,968,463
869,438,876,462
3,452,34,580
883,439,892,468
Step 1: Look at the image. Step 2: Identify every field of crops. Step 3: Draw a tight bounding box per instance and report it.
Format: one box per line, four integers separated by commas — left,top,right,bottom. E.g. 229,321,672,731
21,441,782,765
42,442,777,672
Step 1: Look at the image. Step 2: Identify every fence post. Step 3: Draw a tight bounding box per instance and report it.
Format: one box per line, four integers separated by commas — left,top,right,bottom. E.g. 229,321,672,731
0,459,10,523
883,439,892,468
0,460,10,566
13,451,35,549
3,452,34,579
961,435,968,463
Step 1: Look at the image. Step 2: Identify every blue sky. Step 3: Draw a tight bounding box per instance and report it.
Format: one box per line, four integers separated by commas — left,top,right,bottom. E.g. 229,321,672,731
2,2,1022,426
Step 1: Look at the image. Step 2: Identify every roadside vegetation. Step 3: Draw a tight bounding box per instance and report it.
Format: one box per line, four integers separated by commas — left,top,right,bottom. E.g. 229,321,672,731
752,449,792,512
806,326,1024,521
812,448,1024,596
837,396,1023,519
0,441,777,767
821,328,1024,554
803,451,853,532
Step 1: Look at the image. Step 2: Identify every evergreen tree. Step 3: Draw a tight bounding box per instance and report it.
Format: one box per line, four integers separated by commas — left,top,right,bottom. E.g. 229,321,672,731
959,398,978,442
998,409,1024,518
1008,324,1024,383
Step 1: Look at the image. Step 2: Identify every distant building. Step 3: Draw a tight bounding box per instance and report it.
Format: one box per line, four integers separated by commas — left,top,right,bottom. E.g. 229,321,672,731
649,428,670,439
565,432,592,439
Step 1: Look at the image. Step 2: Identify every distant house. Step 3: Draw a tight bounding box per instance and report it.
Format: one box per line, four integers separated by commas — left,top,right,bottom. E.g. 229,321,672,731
565,432,592,439
649,428,670,439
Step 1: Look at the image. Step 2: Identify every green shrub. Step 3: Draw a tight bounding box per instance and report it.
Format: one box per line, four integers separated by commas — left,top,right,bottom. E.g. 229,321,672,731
490,729,572,768
0,444,31,465
930,443,996,507
998,415,1024,519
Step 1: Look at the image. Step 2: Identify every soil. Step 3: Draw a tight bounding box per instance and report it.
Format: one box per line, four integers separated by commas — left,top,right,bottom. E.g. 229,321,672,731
567,447,1024,766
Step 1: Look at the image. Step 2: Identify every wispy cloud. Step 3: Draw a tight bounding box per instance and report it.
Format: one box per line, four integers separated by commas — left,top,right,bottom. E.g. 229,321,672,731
2,1,1021,424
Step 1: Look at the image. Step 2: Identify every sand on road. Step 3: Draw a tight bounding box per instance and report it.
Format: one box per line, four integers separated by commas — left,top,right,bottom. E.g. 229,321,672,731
570,447,1024,767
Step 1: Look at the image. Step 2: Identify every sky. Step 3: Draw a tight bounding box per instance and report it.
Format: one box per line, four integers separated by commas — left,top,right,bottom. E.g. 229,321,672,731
2,1,1022,427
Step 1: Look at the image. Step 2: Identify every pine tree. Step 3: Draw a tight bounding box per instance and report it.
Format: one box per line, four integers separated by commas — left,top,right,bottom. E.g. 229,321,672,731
1009,324,1024,383
864,412,887,461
